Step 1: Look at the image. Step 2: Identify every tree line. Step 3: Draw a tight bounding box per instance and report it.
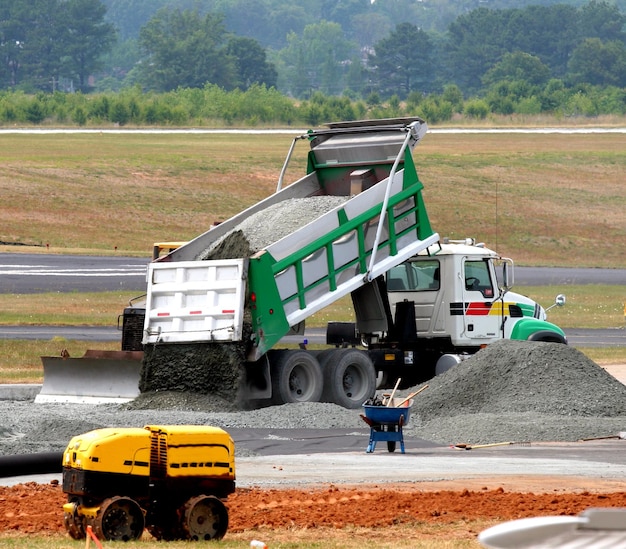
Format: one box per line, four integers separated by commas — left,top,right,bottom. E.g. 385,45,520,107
100,0,626,47
1,0,625,120
0,0,115,92
1,80,623,128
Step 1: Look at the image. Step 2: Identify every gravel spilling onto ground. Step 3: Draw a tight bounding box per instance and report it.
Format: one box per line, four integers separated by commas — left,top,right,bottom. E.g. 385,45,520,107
1,340,625,456
141,195,348,398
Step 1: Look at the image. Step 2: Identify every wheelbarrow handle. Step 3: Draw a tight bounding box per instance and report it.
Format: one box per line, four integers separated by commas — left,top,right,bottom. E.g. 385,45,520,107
395,384,429,407
386,378,402,407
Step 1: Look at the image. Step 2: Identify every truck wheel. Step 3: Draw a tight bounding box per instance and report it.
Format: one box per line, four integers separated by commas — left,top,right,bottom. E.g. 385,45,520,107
92,496,145,541
181,495,229,541
320,349,376,409
271,350,323,404
528,330,567,344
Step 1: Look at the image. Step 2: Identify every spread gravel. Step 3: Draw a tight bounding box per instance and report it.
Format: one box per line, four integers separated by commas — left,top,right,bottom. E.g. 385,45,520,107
1,340,625,456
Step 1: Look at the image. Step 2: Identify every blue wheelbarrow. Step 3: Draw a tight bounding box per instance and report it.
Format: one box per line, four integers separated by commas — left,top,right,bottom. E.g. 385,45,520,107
360,398,413,453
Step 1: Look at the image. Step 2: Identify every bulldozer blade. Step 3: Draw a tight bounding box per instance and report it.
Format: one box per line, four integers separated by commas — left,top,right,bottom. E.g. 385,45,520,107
36,350,143,404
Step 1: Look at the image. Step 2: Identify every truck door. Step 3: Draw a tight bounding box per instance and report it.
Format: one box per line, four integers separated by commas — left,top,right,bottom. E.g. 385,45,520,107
461,258,501,340
386,259,443,335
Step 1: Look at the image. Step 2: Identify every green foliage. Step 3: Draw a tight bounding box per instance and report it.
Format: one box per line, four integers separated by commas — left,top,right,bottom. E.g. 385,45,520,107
3,0,626,106
463,99,489,119
567,38,626,87
366,92,381,106
276,21,359,97
515,96,543,115
369,22,435,99
299,94,359,125
564,89,599,116
226,36,278,90
109,99,130,125
445,2,625,95
88,95,111,120
482,52,551,88
0,77,625,128
72,106,87,126
136,8,236,92
0,0,115,92
406,91,424,109
598,86,626,114
23,99,46,124
441,84,464,112
415,96,454,124
63,0,116,90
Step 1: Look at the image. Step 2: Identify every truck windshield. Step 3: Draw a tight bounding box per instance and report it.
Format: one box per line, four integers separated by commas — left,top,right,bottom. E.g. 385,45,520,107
387,260,440,291
464,260,494,297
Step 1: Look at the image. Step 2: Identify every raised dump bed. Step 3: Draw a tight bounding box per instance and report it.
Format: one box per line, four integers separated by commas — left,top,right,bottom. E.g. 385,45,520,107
38,118,440,408
143,117,438,360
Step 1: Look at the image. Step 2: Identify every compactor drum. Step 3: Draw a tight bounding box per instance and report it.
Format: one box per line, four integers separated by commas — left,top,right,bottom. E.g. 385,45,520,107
62,425,235,542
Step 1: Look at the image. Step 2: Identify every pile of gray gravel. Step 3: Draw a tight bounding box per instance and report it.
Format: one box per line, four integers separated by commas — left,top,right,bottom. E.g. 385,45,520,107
403,340,626,444
1,340,625,456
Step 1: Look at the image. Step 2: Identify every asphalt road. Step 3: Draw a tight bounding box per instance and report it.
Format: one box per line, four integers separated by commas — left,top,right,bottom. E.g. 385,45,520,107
0,253,148,293
1,253,625,294
0,253,624,347
3,435,626,489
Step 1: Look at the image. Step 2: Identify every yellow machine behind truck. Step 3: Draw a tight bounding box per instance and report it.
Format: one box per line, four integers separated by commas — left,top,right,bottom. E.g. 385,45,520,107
62,425,235,542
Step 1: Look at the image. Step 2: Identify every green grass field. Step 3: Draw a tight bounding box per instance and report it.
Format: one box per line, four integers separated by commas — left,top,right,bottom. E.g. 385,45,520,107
0,130,624,382
0,284,623,384
1,131,624,267
0,528,487,549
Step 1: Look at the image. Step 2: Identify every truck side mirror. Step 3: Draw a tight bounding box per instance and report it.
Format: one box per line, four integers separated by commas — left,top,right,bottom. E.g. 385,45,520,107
500,258,514,291
546,294,566,312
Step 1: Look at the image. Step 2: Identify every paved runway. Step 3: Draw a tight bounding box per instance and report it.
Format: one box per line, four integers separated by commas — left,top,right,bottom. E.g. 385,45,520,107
3,432,626,489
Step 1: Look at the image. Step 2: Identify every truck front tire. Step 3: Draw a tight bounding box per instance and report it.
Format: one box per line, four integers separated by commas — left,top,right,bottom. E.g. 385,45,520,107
320,349,376,409
271,350,324,404
528,330,567,344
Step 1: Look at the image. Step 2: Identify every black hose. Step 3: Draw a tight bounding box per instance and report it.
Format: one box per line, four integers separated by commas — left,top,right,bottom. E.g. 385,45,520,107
0,452,63,477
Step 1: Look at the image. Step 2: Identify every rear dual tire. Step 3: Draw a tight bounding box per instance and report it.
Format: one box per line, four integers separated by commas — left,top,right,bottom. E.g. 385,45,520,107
271,350,324,404
270,348,375,408
320,349,376,409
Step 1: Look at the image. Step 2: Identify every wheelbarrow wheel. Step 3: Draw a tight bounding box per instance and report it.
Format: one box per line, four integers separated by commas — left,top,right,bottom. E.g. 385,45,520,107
387,424,397,452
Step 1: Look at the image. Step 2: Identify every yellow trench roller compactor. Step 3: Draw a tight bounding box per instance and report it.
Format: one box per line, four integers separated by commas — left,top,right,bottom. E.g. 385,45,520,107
62,424,236,542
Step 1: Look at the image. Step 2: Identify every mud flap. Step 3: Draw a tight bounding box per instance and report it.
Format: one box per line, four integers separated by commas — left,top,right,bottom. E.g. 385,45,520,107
36,350,143,404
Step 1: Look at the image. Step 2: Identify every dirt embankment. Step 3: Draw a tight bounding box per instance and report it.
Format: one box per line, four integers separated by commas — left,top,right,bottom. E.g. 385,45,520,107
2,481,626,539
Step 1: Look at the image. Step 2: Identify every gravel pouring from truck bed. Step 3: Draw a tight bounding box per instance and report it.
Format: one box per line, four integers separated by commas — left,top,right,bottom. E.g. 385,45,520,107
1,341,625,456
141,196,349,398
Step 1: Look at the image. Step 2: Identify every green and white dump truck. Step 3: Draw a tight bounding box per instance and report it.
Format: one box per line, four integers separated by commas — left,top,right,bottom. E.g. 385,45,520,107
38,118,566,408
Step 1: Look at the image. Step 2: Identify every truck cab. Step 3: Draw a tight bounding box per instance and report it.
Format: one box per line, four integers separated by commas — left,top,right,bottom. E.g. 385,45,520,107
361,239,567,386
